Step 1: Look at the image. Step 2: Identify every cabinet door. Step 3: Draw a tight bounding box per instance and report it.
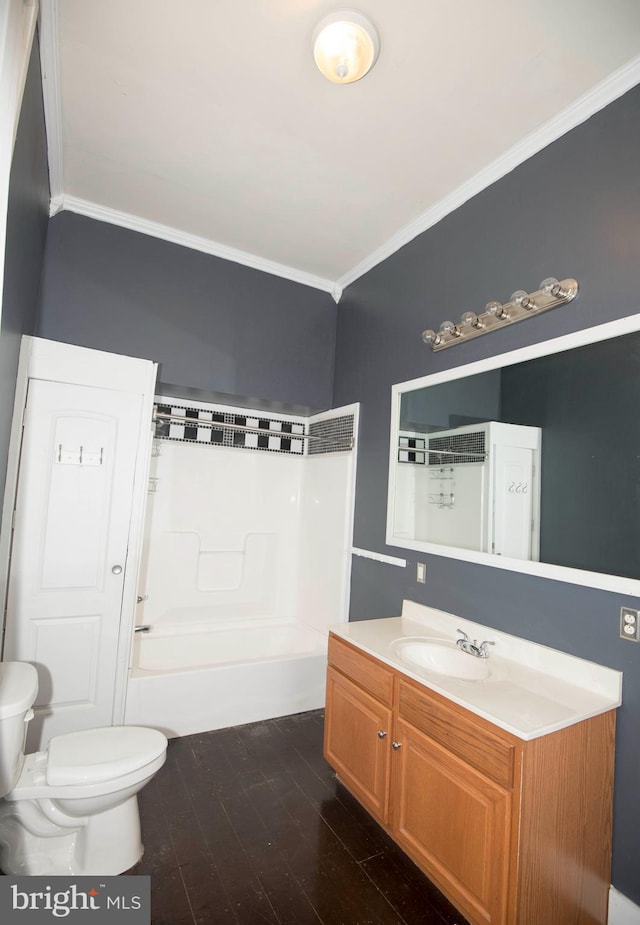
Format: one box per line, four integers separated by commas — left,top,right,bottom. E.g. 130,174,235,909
392,717,511,925
324,666,392,824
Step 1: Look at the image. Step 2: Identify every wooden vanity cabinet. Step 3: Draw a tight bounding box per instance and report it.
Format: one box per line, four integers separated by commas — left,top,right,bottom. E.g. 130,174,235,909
324,635,394,824
324,633,616,925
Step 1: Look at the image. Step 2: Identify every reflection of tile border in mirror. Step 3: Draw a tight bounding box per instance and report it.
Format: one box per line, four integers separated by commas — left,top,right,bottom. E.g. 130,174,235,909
398,435,426,464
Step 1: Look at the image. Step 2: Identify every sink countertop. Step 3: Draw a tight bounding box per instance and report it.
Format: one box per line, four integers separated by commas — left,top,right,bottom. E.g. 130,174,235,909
330,600,622,741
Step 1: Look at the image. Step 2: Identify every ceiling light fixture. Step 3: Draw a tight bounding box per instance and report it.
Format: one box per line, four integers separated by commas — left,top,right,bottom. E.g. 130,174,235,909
313,10,380,84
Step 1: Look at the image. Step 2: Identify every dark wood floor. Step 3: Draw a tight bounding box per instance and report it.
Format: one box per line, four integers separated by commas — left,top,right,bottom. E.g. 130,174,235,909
131,709,470,925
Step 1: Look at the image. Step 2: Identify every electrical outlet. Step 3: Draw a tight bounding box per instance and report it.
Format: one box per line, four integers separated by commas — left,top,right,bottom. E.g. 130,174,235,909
620,607,640,642
416,562,426,584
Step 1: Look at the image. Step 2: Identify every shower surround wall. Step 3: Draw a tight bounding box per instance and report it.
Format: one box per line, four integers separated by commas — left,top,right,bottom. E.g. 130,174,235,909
125,398,357,737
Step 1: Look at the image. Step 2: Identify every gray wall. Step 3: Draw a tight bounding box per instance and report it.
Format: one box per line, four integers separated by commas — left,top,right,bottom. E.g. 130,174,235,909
334,84,640,902
38,213,337,413
0,36,49,500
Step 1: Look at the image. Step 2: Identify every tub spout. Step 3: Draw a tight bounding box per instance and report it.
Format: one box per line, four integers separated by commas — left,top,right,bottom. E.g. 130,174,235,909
135,625,151,634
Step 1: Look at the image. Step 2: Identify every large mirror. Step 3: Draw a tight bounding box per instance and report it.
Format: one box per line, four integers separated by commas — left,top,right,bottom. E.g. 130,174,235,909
386,314,640,594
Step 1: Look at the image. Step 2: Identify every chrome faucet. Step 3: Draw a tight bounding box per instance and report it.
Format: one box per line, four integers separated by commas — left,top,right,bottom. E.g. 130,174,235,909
134,625,151,633
456,629,495,659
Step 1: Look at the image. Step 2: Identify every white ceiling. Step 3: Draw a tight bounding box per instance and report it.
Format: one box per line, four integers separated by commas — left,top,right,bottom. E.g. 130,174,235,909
42,0,640,298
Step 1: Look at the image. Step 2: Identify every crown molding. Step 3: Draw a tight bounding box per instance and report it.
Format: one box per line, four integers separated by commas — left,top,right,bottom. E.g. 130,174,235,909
38,0,63,201
336,54,640,294
54,195,338,296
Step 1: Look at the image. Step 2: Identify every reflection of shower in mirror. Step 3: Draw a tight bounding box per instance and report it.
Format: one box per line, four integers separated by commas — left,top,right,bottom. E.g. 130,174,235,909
394,421,541,560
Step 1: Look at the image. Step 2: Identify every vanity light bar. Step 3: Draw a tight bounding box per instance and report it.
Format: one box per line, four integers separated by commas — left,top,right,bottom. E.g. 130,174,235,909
422,277,579,351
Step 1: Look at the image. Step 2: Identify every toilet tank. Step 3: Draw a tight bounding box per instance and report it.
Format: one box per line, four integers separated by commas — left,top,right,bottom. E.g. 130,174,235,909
0,662,38,796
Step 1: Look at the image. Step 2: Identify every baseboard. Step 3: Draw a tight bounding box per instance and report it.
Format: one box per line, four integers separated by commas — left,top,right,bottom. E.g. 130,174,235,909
610,887,640,925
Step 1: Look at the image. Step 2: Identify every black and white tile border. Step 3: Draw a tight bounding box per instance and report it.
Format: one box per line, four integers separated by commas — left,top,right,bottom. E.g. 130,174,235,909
308,414,354,455
398,431,486,466
398,435,426,464
154,403,306,454
154,402,355,457
427,430,485,466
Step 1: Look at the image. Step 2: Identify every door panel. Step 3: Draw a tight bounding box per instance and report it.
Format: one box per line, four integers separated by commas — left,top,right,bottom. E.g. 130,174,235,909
31,615,100,706
4,379,144,748
324,666,392,824
41,413,116,588
392,718,511,925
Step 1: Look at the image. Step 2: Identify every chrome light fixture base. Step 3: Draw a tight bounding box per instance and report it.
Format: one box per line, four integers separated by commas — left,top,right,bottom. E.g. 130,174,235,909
422,278,578,351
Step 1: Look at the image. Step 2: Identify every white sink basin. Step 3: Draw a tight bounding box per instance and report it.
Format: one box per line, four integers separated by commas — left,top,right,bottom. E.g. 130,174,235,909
392,637,491,681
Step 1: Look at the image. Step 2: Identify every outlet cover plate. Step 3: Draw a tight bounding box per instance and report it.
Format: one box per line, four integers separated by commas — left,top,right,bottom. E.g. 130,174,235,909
620,607,640,642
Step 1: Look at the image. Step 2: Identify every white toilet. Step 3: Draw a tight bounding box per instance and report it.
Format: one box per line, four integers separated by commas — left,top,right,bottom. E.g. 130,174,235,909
0,661,167,876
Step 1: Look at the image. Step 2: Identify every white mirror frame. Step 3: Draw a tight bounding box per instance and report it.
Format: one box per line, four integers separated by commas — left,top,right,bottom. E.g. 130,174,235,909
386,312,640,595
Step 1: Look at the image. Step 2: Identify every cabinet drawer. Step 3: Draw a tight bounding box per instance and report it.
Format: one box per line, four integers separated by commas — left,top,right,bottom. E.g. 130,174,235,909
398,679,515,789
328,634,394,705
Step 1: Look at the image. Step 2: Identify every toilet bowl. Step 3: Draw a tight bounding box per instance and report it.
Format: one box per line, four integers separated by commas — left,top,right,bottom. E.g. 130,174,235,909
0,661,167,876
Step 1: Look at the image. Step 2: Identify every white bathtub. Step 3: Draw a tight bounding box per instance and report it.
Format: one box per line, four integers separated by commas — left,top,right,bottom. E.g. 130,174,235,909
124,622,328,737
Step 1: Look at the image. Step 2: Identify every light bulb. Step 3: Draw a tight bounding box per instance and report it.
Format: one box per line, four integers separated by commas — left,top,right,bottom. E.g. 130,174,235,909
461,310,482,328
486,300,507,319
540,277,560,295
540,277,568,299
421,329,441,346
439,320,460,337
511,290,535,310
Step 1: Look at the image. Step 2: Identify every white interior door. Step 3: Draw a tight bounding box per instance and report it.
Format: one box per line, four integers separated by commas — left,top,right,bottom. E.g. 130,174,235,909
3,379,145,748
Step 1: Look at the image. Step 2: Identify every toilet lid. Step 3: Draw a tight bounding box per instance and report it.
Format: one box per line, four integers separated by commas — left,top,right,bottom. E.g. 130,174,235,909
47,726,167,786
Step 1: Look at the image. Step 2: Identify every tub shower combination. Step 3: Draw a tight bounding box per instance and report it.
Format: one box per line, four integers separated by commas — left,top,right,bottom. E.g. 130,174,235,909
124,399,357,737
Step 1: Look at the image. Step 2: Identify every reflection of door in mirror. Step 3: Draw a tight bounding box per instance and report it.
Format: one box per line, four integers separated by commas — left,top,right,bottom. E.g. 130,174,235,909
395,421,541,560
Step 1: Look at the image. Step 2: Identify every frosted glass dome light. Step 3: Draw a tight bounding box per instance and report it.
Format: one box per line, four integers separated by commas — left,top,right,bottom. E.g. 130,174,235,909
313,10,380,84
